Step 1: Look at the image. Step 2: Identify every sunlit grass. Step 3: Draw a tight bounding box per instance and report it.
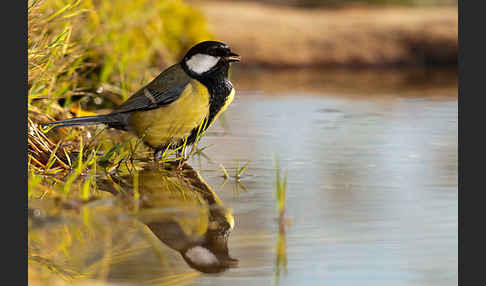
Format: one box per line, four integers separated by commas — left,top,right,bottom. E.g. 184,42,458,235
28,0,214,198
219,164,229,179
274,230,288,285
28,1,214,281
235,159,249,181
273,155,287,225
216,159,249,197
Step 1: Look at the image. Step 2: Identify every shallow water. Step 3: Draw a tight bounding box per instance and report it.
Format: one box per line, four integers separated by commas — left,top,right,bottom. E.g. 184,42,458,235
29,68,458,285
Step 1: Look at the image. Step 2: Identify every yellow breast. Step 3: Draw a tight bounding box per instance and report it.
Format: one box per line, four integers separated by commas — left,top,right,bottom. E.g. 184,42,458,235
128,80,210,148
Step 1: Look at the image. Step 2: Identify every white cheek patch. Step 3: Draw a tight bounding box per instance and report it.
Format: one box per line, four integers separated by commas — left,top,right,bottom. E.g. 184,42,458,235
186,54,220,74
185,246,219,266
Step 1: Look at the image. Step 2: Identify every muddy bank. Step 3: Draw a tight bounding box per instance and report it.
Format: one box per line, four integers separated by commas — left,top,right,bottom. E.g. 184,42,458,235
196,1,457,68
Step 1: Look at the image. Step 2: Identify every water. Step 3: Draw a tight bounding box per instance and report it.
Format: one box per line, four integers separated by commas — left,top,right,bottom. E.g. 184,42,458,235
28,68,458,285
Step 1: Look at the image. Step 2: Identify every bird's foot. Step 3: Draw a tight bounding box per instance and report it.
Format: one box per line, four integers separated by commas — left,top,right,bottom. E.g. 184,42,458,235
154,149,164,162
176,158,188,170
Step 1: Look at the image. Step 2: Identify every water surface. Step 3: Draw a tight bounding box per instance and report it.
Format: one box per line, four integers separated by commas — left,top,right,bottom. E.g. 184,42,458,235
29,68,458,286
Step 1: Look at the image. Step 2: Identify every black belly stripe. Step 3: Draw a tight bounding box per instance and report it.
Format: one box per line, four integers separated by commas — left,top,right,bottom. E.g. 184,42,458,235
186,78,233,145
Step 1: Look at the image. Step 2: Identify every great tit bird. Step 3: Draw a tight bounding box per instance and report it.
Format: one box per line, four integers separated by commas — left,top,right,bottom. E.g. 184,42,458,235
44,41,240,161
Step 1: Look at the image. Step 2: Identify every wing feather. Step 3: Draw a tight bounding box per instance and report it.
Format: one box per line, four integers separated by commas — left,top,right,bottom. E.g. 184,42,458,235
113,63,191,114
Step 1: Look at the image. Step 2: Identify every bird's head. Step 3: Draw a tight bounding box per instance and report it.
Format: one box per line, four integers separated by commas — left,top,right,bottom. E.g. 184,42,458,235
181,41,240,78
179,211,238,274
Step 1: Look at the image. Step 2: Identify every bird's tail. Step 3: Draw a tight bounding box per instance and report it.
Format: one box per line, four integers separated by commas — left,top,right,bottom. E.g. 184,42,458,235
43,114,121,130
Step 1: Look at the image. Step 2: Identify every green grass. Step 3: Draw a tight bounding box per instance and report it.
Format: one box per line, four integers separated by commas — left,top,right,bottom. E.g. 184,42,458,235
273,155,287,224
28,0,214,199
273,155,288,285
216,160,249,196
220,164,230,179
28,2,217,278
235,159,249,180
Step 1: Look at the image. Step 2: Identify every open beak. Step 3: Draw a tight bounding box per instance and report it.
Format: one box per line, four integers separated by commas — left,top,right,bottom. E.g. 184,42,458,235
224,52,240,62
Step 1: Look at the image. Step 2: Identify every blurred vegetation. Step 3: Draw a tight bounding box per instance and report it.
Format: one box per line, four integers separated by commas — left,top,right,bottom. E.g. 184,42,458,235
273,155,288,286
28,0,213,197
28,0,212,111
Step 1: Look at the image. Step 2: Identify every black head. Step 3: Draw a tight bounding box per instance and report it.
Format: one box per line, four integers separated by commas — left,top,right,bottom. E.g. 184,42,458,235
181,244,238,274
180,211,238,274
181,41,240,78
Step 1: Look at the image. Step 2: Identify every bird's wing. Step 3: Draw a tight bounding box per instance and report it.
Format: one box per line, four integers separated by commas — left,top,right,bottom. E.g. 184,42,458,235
113,63,191,114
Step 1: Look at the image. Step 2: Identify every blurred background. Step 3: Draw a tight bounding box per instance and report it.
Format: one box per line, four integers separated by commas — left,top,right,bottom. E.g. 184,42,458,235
28,0,457,109
194,0,457,69
217,0,457,7
28,0,457,285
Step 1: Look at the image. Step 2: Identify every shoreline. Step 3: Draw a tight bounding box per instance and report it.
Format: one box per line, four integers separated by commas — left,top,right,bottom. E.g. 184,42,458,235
196,1,458,68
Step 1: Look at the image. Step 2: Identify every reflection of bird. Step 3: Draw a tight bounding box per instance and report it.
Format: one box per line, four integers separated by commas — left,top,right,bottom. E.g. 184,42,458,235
44,41,240,160
104,162,238,273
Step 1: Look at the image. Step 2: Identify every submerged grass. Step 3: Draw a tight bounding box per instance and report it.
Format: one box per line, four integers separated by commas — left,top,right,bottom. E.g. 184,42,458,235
273,155,288,284
235,159,249,180
216,159,249,197
273,155,287,225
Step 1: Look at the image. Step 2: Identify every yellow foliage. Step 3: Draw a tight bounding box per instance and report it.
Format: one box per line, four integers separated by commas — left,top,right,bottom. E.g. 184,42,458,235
28,0,213,111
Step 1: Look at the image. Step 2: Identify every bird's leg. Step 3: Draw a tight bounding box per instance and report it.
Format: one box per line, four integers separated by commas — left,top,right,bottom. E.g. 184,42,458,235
176,146,189,170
